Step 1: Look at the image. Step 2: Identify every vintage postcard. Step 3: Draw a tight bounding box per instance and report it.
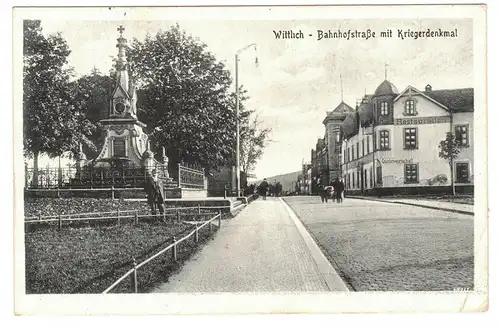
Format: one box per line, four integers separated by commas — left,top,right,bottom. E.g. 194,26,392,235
13,4,488,315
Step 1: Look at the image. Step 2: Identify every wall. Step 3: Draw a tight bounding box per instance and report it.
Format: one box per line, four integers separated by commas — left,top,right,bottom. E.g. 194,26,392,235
452,112,474,185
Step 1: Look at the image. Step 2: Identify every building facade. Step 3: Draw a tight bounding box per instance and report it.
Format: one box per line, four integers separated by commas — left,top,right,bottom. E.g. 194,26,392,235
310,102,355,192
340,80,474,195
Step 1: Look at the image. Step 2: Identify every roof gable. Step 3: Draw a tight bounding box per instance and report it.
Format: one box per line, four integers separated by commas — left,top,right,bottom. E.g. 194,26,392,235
394,85,449,110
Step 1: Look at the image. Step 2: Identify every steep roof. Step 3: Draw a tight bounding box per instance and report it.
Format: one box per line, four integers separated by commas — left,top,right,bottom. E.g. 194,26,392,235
374,79,399,96
423,88,474,112
341,112,359,139
358,95,374,127
323,101,355,124
332,101,355,113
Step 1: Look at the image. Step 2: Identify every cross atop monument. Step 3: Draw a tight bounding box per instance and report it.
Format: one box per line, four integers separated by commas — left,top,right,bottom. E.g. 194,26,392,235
117,25,125,36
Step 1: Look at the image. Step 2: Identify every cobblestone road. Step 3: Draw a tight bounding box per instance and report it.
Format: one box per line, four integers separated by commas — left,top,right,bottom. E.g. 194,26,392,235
283,196,474,291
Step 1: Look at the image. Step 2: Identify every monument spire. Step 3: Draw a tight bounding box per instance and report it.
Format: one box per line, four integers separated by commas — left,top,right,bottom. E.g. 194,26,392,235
116,25,129,93
384,61,389,80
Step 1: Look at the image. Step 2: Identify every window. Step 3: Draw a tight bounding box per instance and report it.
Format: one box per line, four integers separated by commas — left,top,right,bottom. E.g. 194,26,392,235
362,139,365,156
336,132,340,143
364,169,368,188
351,172,354,189
456,163,470,183
356,142,359,159
404,163,419,183
455,125,469,147
380,101,389,116
366,135,370,154
357,171,360,188
351,146,355,161
379,130,390,150
404,128,418,149
405,99,416,115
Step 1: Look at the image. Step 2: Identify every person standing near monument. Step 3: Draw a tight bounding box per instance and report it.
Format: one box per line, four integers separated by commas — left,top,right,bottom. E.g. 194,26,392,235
144,170,166,222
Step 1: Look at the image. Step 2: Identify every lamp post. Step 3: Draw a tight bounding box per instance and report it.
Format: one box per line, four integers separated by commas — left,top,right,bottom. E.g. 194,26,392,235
235,43,258,197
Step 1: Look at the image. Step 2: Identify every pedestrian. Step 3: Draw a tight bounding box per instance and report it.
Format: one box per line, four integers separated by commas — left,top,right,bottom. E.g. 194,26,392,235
258,178,269,200
333,177,344,203
319,184,329,203
144,170,166,223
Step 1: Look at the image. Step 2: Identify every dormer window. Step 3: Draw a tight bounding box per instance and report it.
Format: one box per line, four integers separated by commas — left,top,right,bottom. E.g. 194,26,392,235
380,101,389,116
404,99,416,116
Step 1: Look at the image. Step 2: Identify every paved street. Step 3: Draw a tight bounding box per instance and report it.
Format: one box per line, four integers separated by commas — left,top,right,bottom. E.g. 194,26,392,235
153,198,347,292
283,196,474,291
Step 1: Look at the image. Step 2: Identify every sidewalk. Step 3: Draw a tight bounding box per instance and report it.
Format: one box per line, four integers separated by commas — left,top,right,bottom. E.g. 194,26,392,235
152,198,348,292
350,196,474,215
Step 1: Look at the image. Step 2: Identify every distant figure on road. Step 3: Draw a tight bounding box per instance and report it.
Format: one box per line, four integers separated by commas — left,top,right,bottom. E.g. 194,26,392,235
144,170,166,222
319,184,332,203
333,177,344,203
258,178,269,200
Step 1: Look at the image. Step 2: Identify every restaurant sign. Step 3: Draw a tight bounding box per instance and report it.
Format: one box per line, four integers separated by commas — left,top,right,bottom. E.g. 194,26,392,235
382,158,414,164
395,116,450,126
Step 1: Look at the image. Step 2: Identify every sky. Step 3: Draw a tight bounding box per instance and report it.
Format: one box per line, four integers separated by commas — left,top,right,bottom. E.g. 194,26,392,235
39,18,473,179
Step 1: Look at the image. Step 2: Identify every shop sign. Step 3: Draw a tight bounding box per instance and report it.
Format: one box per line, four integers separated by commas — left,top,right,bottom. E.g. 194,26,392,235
381,158,414,164
395,116,450,126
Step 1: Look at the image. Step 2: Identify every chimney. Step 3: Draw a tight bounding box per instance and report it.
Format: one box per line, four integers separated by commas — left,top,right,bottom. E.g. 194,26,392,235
425,84,432,92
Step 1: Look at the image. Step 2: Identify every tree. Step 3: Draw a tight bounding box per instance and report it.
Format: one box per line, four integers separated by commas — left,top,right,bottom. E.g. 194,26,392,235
438,132,461,196
23,20,97,183
71,68,115,159
239,113,272,180
126,24,240,173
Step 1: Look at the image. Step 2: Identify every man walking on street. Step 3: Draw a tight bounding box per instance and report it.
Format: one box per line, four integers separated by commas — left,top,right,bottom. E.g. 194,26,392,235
333,177,345,203
258,178,269,200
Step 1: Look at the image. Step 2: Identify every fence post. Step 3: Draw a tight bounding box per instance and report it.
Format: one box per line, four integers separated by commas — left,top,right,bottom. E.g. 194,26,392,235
172,236,177,262
111,185,115,200
68,165,72,189
195,223,199,243
134,210,139,225
209,218,213,233
177,209,180,223
117,210,120,225
131,257,138,293
58,214,62,230
198,204,201,215
178,164,181,188
25,163,29,188
218,211,222,228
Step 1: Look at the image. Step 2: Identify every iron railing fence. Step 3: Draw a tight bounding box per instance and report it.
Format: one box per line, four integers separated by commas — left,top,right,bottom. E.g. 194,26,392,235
102,212,222,294
178,165,205,189
24,206,225,231
25,163,206,190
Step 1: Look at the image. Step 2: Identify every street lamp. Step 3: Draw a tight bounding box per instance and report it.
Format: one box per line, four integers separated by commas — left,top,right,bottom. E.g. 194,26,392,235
235,43,258,197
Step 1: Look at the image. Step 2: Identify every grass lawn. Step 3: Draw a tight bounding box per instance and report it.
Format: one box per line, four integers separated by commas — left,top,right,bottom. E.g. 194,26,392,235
25,221,217,294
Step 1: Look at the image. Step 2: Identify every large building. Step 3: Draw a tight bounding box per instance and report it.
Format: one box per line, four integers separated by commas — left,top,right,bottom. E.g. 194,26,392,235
339,80,474,195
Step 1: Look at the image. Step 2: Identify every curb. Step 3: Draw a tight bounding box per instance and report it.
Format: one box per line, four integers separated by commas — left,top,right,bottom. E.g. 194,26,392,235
348,196,474,216
279,198,350,292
